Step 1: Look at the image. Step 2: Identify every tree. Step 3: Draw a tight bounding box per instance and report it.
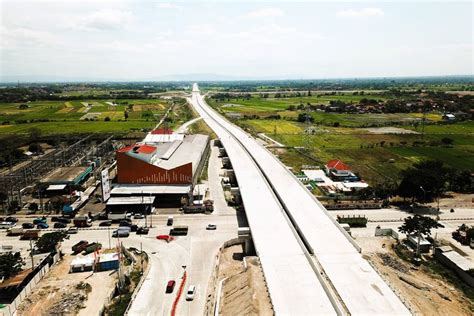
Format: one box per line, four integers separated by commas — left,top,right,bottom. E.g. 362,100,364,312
441,137,454,146
398,160,449,202
36,231,69,253
124,111,129,120
398,215,444,257
0,252,25,279
297,113,314,123
28,143,42,154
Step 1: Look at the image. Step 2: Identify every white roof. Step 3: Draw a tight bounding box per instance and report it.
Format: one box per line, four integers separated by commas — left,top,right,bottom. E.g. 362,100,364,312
443,250,474,271
143,133,184,144
190,87,409,315
99,252,119,263
342,182,369,189
106,196,154,205
47,184,67,191
70,255,94,266
111,184,191,195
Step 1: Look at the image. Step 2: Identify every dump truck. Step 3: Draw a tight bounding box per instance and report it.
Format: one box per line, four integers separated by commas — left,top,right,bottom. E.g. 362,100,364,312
170,226,188,236
7,227,23,236
72,240,89,253
336,215,368,227
21,230,40,240
182,201,214,214
73,216,92,228
83,242,102,254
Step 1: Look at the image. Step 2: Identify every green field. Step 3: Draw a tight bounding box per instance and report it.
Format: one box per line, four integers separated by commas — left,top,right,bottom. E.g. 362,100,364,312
239,119,474,184
0,99,170,135
208,96,442,127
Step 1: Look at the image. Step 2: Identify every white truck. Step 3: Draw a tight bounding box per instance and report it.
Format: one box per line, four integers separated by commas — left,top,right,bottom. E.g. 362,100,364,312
7,227,23,236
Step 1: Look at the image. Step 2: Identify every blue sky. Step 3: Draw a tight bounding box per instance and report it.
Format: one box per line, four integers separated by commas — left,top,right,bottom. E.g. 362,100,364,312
1,0,472,81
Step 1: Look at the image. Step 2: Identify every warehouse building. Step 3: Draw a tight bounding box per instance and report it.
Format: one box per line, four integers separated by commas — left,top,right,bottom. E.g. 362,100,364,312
108,129,209,212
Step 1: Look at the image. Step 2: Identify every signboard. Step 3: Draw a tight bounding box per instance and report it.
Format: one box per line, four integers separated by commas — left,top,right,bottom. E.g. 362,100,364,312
101,169,111,202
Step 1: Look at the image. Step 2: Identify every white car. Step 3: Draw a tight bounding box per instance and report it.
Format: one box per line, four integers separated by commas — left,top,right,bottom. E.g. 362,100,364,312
134,213,144,219
186,285,196,301
206,224,217,230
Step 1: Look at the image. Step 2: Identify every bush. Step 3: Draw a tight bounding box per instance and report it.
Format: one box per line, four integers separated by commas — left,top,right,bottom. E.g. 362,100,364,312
104,117,111,121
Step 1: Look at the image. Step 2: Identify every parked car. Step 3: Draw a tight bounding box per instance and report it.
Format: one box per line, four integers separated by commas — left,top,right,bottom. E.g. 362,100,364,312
22,222,35,229
130,224,138,232
126,212,133,219
5,217,18,223
186,285,196,301
33,217,47,225
166,280,176,293
67,227,78,234
54,222,67,229
206,224,217,230
119,221,132,227
134,213,144,219
167,216,173,226
57,217,71,224
51,216,60,222
136,227,149,235
99,220,112,227
36,222,49,229
0,222,15,229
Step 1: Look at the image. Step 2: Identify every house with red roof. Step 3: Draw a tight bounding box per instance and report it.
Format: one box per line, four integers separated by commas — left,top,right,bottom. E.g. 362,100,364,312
324,159,359,182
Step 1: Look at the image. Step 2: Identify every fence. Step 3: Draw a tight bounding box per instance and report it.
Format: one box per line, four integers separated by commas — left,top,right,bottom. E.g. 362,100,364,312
1,253,59,316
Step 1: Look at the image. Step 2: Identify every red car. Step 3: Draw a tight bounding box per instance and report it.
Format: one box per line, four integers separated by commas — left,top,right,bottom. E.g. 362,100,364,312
156,235,175,243
166,280,176,293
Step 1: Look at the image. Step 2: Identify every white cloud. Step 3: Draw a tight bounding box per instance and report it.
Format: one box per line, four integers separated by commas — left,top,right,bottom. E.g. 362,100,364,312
245,8,284,19
158,3,183,11
337,8,384,18
1,26,59,50
75,9,134,31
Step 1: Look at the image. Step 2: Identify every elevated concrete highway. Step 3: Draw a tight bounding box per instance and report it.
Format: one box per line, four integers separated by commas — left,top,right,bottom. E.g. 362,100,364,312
189,84,410,315
189,90,338,315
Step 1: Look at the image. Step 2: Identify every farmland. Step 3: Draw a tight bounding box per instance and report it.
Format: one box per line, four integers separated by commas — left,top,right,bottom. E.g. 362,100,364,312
238,118,474,185
207,95,444,127
0,99,171,136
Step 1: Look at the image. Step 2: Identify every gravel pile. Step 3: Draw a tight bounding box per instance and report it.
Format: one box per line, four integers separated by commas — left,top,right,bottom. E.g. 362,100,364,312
48,292,87,314
379,253,410,274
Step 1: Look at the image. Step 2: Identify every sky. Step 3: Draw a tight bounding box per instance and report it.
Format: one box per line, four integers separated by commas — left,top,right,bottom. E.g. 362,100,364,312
0,0,473,81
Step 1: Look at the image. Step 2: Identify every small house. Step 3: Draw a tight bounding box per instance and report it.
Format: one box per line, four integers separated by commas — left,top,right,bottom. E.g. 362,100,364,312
324,159,358,182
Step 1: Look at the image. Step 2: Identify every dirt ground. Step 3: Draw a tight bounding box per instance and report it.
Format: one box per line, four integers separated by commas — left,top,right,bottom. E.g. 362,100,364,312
213,244,273,316
17,254,117,316
361,237,473,315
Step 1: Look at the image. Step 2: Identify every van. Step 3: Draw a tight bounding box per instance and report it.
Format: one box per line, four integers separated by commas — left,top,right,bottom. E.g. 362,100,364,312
186,285,196,301
112,228,130,238
167,216,173,226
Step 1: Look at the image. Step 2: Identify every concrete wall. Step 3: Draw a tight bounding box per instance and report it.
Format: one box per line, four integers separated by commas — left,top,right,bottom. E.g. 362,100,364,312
434,249,474,287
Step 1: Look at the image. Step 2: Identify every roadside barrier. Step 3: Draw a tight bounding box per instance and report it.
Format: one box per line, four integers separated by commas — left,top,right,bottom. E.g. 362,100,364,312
170,271,187,316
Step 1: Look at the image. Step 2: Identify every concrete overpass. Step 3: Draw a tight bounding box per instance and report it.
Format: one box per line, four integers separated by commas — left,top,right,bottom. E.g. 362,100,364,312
189,84,410,315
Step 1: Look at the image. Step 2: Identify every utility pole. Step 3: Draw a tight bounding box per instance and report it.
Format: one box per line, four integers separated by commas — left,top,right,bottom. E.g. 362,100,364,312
29,239,34,268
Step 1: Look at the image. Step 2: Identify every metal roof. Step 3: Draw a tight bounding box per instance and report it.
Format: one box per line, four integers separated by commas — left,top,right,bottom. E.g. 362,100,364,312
106,196,154,205
111,184,191,195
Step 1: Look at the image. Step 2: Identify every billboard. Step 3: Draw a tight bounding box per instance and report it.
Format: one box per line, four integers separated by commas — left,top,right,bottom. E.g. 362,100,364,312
101,169,111,202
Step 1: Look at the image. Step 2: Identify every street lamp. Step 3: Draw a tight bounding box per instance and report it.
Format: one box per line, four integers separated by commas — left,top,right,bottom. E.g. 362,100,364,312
419,186,426,203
